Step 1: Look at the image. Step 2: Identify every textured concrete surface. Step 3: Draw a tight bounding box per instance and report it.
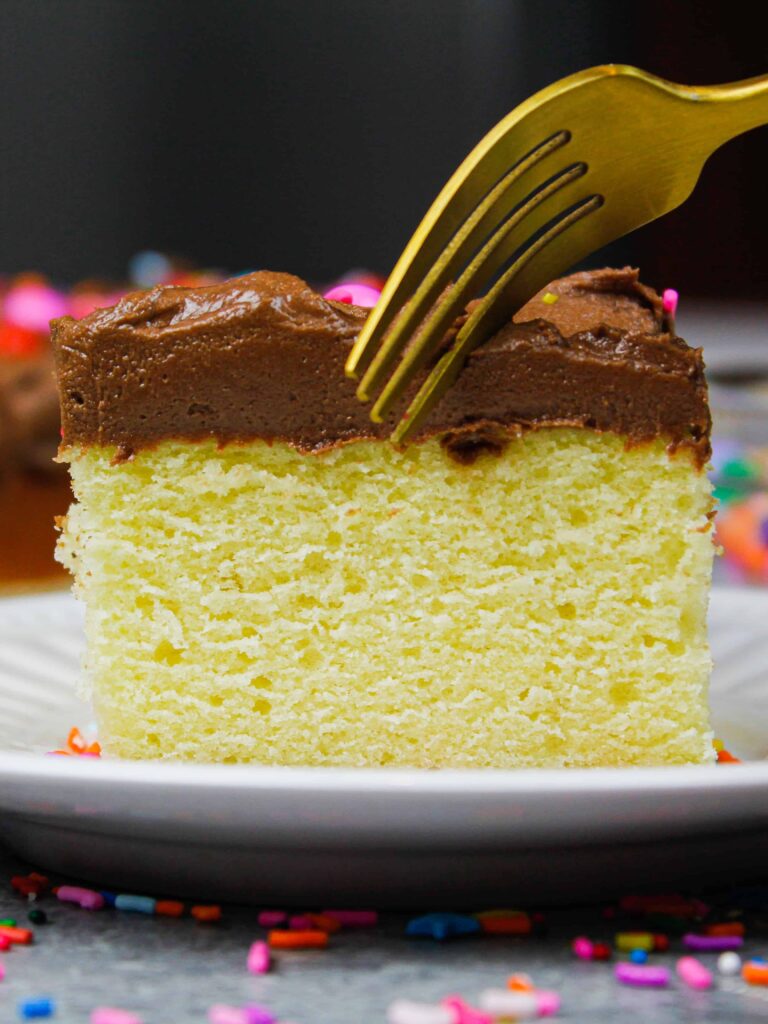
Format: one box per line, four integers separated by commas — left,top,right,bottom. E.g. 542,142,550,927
3,847,768,1023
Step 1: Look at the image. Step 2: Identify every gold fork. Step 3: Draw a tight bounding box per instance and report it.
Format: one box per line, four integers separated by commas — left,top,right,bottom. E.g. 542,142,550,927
345,64,768,444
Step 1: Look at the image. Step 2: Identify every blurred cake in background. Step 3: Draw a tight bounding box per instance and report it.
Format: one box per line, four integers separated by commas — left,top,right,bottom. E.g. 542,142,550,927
0,255,223,593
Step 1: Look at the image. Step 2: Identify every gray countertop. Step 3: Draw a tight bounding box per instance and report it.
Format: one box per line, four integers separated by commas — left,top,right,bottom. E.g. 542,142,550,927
3,849,768,1023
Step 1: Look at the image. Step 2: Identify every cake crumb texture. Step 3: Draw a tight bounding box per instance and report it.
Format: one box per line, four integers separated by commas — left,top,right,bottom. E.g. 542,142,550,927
57,429,714,767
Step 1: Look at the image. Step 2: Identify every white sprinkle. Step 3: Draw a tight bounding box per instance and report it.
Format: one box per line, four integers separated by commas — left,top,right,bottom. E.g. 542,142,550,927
718,951,743,975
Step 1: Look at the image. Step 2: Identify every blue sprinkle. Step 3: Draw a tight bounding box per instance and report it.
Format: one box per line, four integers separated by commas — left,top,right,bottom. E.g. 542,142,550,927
751,956,767,964
99,891,117,907
405,912,481,941
630,949,649,964
114,894,156,914
17,997,54,1019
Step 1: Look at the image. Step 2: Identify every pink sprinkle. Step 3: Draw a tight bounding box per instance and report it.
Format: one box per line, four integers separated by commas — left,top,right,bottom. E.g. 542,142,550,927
537,990,562,1017
208,1007,248,1024
257,910,286,928
662,288,679,317
288,914,313,931
4,283,68,331
615,962,670,987
247,940,270,975
572,936,593,959
0,960,5,981
676,956,713,991
323,284,381,308
57,885,105,910
91,1009,144,1024
243,1007,276,1024
440,996,492,1024
321,909,378,928
683,933,743,952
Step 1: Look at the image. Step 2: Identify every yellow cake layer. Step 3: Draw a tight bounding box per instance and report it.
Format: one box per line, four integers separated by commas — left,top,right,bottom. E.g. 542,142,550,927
57,430,714,766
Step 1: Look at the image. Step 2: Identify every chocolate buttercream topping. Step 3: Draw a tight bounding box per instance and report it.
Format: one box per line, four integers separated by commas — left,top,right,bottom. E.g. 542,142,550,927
0,354,64,477
51,266,711,466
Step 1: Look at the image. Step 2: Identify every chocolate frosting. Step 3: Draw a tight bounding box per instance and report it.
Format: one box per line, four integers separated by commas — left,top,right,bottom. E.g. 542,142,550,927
0,354,64,477
51,267,711,466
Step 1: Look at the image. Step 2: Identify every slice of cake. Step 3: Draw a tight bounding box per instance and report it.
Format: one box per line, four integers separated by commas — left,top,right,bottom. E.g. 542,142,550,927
52,267,714,767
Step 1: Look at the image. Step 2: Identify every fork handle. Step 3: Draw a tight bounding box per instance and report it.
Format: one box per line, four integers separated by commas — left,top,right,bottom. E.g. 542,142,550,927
685,73,768,143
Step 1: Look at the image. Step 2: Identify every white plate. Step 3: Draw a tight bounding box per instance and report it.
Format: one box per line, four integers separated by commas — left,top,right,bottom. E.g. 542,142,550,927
1,588,768,906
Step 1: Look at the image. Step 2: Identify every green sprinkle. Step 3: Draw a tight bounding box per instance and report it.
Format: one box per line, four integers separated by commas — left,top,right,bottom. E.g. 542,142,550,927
0,917,16,926
721,458,759,480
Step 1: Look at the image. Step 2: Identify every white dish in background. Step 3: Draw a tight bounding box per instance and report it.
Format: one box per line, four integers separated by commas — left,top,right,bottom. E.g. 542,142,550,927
1,587,767,906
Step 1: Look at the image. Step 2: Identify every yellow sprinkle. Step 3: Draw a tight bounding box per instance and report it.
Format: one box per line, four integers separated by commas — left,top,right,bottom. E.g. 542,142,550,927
616,932,654,951
713,738,724,752
542,291,559,305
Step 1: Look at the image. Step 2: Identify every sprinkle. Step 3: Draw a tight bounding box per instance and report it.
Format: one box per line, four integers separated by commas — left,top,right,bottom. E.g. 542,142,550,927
652,933,670,951
115,895,156,915
629,949,648,964
676,956,712,990
0,925,33,945
571,936,593,959
57,886,105,911
207,1007,248,1024
478,989,559,1018
306,913,342,933
0,918,16,926
257,911,286,928
479,914,531,935
477,989,538,1019
683,933,743,951
0,935,11,951
662,288,679,317
440,995,493,1024
592,942,613,961
267,930,328,949
386,1002,455,1024
615,963,670,987
288,914,313,931
99,892,117,908
323,284,381,308
506,974,534,991
705,921,745,937
242,1006,276,1024
743,960,768,986
11,875,48,897
90,1010,144,1024
718,951,742,975
17,998,54,1019
615,932,654,952
0,959,5,979
321,910,378,928
154,901,184,918
541,291,559,305
27,910,47,925
406,913,480,941
191,905,222,923
247,941,270,975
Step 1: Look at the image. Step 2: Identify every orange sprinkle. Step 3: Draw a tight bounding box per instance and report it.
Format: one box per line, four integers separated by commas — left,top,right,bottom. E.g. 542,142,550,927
706,921,745,937
481,916,532,935
717,749,742,764
507,974,535,992
743,962,768,986
307,913,342,933
155,900,185,918
268,930,328,949
0,925,33,944
87,741,102,756
67,727,86,754
191,905,221,923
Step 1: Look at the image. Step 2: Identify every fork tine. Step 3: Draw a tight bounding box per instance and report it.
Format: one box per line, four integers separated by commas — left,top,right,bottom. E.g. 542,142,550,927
344,66,619,384
368,160,587,423
392,193,604,444
355,131,571,401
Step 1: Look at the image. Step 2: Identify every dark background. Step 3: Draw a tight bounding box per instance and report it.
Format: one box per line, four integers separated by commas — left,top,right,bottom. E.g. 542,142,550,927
0,0,765,298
